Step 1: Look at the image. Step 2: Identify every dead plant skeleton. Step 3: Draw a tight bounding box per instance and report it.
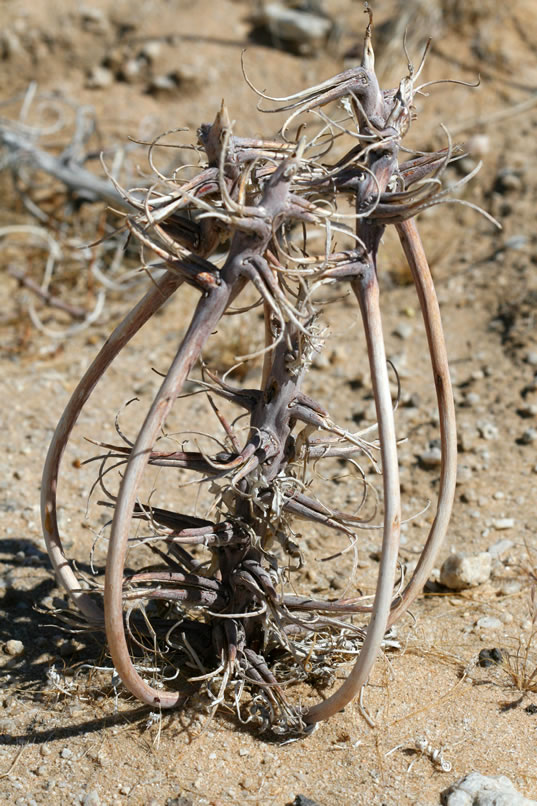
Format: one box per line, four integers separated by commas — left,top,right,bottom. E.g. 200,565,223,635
41,10,496,734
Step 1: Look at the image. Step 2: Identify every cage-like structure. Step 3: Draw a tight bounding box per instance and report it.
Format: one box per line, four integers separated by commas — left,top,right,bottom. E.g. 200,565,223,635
41,16,465,733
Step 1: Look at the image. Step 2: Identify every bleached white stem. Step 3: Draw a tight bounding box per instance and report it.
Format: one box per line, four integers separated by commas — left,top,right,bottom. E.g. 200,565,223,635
389,218,456,625
305,264,400,723
41,271,183,624
104,283,231,707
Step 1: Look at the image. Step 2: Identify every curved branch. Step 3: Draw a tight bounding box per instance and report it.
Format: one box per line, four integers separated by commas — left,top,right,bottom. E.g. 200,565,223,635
388,218,456,626
304,263,400,724
104,282,232,708
41,270,183,625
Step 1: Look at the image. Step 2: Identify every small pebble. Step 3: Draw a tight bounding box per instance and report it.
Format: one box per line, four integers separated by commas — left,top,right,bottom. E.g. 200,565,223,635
517,404,537,418
80,7,108,28
253,3,335,55
504,234,527,250
82,792,101,806
488,538,513,558
5,639,24,656
499,579,521,595
465,392,480,407
493,518,515,531
286,797,323,806
86,66,114,89
519,427,537,445
140,40,162,61
393,322,412,340
494,169,522,193
149,74,179,93
467,134,490,156
459,430,476,452
440,552,492,590
419,446,442,468
60,747,73,760
122,57,143,82
456,465,473,484
460,488,478,504
524,351,537,367
476,616,502,630
477,421,498,440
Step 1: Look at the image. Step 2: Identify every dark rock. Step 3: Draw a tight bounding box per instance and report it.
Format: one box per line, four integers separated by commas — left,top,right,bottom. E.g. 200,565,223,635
478,648,504,668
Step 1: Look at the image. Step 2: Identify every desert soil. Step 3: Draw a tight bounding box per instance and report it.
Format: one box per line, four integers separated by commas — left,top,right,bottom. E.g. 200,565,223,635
2,1,537,804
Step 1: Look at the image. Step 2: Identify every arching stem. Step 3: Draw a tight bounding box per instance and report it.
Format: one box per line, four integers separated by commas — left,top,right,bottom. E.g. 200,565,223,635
104,282,232,707
388,218,457,626
41,271,183,624
305,262,400,724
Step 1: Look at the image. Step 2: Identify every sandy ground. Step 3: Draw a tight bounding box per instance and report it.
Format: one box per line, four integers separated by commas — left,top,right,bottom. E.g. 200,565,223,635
2,1,537,804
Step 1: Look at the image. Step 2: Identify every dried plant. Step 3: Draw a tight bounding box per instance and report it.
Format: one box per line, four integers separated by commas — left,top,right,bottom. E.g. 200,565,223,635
41,10,495,734
499,639,537,698
494,585,537,701
0,85,149,337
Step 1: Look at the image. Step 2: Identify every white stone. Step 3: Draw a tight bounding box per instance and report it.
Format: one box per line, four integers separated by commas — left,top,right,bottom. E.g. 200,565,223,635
5,639,24,656
499,579,521,595
419,446,442,468
476,616,502,630
477,421,499,440
456,464,473,484
488,538,513,558
440,552,492,590
86,66,114,89
140,40,162,61
393,322,412,340
467,134,490,157
441,772,537,806
493,518,515,530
